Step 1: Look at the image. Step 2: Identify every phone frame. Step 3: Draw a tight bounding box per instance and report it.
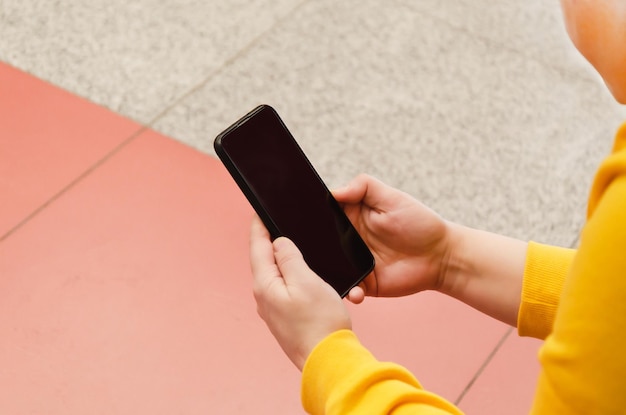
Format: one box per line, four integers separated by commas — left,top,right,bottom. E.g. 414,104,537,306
213,104,374,297
214,105,283,239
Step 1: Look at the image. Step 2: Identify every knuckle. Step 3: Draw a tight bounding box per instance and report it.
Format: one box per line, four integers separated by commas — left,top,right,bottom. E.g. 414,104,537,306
252,280,267,301
276,251,297,267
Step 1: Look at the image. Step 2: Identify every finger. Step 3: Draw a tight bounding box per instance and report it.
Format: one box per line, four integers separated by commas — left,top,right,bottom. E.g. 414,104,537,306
274,237,336,294
250,216,282,288
346,285,365,304
250,214,269,237
333,174,394,210
331,176,364,203
272,237,315,286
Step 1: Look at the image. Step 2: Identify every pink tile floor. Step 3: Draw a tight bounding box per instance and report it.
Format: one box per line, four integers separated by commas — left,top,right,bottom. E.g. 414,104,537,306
0,63,541,414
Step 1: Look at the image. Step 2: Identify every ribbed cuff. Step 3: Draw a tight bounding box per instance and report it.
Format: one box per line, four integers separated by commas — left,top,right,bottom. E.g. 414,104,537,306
518,242,576,339
301,330,378,414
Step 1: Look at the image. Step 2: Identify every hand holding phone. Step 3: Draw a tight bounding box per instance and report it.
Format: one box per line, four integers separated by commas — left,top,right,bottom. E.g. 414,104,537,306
214,105,374,297
249,215,352,370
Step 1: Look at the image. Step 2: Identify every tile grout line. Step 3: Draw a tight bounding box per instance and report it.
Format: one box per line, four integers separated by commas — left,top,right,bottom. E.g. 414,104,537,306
454,326,514,406
449,126,582,407
143,0,312,130
0,127,148,243
452,231,579,407
0,0,313,244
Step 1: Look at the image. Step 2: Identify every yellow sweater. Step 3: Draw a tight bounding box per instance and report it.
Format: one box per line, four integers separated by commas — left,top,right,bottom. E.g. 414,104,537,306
301,123,626,414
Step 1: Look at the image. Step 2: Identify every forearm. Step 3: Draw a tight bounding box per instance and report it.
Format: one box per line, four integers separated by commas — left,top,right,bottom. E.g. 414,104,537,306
438,223,527,327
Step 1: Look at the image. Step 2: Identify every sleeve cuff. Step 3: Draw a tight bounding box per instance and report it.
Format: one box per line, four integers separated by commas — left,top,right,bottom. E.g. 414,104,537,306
518,241,576,339
301,330,464,415
301,330,384,414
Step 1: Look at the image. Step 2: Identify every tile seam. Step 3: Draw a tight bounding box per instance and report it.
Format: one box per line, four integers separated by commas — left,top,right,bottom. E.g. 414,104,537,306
454,326,514,406
0,127,148,244
143,0,313,130
0,0,312,244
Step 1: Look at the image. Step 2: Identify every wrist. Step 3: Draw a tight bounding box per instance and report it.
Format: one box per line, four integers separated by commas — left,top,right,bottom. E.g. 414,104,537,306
436,221,469,297
435,223,527,327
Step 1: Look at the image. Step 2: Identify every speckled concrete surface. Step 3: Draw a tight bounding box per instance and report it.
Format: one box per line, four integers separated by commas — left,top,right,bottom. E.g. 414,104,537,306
151,0,624,249
2,0,624,248
0,0,304,122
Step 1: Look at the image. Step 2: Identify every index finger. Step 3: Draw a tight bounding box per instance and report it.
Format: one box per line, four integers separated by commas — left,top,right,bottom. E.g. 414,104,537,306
332,174,395,210
249,215,279,280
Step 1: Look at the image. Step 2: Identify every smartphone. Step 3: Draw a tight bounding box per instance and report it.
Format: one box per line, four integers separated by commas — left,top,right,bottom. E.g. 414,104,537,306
214,105,374,297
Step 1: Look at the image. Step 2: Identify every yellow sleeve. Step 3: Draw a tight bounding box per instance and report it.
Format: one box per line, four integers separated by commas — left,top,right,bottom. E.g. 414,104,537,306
518,242,576,339
301,330,463,415
530,126,626,413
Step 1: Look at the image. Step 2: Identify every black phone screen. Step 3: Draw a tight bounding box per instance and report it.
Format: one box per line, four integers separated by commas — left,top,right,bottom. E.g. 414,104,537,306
214,105,374,297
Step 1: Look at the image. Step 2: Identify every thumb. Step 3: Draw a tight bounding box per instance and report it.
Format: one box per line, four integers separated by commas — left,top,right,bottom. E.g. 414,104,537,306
273,237,313,284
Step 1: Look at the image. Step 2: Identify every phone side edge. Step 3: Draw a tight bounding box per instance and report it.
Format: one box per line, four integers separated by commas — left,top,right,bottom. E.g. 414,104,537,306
214,131,282,240
338,258,375,298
